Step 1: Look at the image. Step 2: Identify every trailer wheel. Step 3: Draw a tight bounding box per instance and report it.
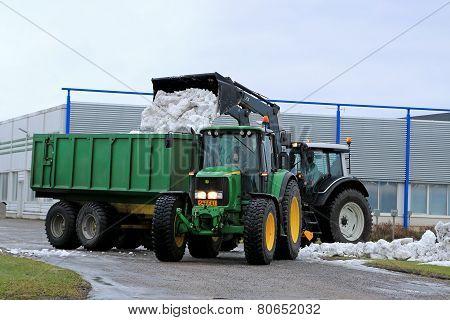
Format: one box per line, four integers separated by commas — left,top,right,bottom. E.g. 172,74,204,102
328,189,372,243
115,229,141,250
275,180,302,260
76,202,116,251
152,195,187,262
243,197,277,265
45,201,80,249
188,236,221,258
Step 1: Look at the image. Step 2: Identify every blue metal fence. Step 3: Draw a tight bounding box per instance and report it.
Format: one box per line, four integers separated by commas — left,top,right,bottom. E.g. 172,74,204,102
62,87,450,229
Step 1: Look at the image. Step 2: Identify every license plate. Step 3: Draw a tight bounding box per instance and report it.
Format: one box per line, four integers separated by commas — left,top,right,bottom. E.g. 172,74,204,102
198,199,218,207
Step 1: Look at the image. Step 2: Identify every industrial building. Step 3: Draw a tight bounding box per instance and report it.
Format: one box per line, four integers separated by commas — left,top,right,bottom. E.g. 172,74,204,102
1,100,449,225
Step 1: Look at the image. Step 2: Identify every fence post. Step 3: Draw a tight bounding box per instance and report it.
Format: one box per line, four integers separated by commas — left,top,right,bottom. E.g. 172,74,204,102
336,105,341,144
65,89,71,134
403,109,411,229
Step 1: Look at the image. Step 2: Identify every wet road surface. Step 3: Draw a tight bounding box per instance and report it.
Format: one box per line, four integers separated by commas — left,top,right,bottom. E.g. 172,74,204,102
0,218,449,299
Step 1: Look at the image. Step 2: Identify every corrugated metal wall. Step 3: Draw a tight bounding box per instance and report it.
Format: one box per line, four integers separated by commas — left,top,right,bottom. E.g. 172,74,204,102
70,102,145,133
340,117,406,182
410,120,450,184
69,102,450,184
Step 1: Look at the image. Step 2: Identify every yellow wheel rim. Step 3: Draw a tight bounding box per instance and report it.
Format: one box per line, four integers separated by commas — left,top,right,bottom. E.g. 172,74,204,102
289,196,300,243
174,214,185,248
265,212,275,251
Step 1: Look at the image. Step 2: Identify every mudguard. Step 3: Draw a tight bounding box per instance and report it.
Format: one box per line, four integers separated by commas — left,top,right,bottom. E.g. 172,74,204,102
314,177,369,207
249,171,297,237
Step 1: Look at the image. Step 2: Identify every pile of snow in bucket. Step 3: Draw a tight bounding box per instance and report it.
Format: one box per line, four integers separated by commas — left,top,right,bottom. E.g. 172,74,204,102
299,221,450,263
139,88,219,133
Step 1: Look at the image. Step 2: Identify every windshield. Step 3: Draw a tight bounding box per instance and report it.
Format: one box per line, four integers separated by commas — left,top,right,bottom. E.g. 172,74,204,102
203,132,259,173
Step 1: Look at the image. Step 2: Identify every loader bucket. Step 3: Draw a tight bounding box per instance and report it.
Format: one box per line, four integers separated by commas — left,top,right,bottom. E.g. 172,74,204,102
151,72,242,114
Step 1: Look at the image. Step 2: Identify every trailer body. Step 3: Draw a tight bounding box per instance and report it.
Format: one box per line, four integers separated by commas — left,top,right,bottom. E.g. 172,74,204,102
31,133,196,211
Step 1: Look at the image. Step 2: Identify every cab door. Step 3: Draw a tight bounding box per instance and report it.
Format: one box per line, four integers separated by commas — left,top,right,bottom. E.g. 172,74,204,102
260,134,273,193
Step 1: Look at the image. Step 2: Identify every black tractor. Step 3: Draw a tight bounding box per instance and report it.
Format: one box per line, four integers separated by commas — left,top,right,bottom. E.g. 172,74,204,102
289,141,372,245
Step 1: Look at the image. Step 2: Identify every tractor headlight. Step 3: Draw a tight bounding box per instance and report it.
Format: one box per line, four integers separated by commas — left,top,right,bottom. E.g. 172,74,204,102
207,191,223,200
195,191,207,199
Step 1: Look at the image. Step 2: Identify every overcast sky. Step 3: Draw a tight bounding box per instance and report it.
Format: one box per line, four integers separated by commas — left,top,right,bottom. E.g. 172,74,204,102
1,0,449,121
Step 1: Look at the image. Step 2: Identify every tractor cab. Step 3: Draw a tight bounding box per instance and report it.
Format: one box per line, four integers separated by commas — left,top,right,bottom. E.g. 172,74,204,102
289,142,349,203
198,125,274,198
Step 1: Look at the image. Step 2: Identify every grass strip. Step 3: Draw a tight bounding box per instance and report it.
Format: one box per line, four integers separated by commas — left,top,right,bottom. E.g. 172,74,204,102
0,253,90,299
365,259,450,280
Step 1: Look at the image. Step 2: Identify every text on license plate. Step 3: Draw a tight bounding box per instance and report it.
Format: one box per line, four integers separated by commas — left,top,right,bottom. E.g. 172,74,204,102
197,200,218,206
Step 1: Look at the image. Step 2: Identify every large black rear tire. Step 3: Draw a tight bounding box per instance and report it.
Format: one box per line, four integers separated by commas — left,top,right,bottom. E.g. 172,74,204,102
45,201,80,249
76,202,116,251
243,198,277,265
188,236,221,258
328,189,372,243
152,195,187,262
275,180,302,260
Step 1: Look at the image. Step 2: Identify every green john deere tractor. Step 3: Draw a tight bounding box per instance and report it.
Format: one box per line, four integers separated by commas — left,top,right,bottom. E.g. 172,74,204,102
151,73,301,265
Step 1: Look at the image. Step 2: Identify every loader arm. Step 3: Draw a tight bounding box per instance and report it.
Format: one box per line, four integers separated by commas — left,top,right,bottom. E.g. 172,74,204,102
152,72,287,156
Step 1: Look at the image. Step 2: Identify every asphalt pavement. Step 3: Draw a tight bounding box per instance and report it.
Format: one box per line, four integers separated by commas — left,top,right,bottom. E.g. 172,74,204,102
0,218,449,299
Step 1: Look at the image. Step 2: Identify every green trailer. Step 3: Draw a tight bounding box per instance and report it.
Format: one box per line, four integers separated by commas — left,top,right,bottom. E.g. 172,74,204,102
31,133,197,251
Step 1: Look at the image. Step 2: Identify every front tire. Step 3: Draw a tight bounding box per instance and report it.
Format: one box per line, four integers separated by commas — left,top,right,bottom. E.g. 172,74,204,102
152,195,187,262
244,198,277,265
328,189,372,243
188,236,221,258
45,201,80,249
275,180,302,260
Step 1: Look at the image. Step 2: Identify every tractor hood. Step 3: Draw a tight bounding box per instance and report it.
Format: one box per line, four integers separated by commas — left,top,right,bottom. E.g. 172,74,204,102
196,166,241,178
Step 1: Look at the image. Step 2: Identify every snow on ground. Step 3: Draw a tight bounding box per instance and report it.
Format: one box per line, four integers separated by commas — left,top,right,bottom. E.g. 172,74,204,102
299,221,450,264
139,88,218,133
423,261,450,267
6,248,86,258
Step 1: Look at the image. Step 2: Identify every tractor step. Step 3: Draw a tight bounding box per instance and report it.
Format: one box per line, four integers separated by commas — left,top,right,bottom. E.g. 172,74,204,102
303,209,322,234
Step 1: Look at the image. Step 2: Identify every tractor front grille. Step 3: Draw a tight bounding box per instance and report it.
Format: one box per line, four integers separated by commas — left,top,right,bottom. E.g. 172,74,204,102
195,177,229,206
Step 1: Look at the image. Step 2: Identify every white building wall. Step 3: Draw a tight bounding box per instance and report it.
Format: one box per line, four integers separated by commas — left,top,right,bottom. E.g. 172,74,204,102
0,105,66,220
1,102,449,225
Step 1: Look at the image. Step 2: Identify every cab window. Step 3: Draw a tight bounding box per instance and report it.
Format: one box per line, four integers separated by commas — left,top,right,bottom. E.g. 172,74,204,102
263,135,273,172
329,153,343,177
304,151,328,186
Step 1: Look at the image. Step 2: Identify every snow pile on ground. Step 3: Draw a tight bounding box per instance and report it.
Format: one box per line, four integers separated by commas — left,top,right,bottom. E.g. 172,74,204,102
299,221,450,263
6,248,86,258
139,88,219,133
423,261,450,267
